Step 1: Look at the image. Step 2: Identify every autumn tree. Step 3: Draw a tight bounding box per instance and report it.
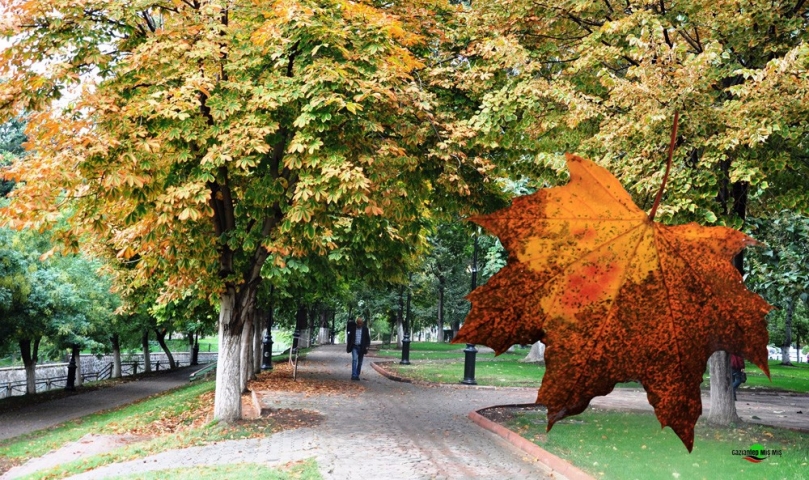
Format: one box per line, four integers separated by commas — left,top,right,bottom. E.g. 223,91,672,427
1,0,501,420
442,0,809,426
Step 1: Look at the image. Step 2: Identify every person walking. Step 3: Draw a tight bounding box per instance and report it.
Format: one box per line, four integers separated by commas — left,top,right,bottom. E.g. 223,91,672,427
731,353,746,401
346,317,371,380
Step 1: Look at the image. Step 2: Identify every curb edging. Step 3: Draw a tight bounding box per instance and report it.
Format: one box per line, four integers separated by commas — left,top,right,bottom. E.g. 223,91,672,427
371,361,594,479
370,361,536,391
468,407,595,480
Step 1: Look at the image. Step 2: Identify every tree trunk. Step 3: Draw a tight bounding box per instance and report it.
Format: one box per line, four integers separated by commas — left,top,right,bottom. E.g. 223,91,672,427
111,334,122,378
19,337,39,395
437,281,445,342
707,351,740,424
708,170,747,425
295,305,309,338
74,345,83,387
142,329,152,373
240,301,255,392
317,309,330,344
706,251,745,425
253,310,263,375
154,328,177,369
781,296,795,365
214,287,245,421
523,341,545,363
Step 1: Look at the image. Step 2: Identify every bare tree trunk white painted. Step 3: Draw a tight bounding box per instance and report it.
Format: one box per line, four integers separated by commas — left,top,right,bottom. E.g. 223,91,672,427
707,351,738,425
318,327,330,345
24,362,36,393
214,290,243,422
298,329,311,348
20,338,39,395
522,341,545,363
142,330,151,373
111,334,122,379
75,351,83,387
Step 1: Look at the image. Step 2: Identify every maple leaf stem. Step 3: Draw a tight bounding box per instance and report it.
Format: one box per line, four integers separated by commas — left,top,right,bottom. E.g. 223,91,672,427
648,111,679,222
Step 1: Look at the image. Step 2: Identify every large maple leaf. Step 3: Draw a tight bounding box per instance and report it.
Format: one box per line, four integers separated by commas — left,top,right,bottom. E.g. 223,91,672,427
455,154,772,451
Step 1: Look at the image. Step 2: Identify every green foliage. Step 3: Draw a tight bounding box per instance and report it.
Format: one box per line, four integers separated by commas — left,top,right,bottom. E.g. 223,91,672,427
747,213,809,305
445,0,809,223
0,117,26,198
0,227,118,362
765,306,809,353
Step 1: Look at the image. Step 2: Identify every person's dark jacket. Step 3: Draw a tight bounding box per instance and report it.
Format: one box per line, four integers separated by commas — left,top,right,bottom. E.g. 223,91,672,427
346,321,371,354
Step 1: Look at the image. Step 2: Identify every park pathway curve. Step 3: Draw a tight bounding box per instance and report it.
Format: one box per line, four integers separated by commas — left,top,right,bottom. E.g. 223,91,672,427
69,345,555,480
0,367,196,442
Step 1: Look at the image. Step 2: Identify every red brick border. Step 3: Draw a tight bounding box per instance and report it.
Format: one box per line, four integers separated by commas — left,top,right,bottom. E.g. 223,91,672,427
469,409,595,480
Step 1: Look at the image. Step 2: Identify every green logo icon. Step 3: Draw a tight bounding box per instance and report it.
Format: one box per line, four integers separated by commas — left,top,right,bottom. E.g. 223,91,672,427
731,443,783,463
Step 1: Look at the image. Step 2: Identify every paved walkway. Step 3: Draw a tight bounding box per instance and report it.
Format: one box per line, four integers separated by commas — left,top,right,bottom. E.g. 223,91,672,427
0,367,195,442
3,346,808,480
68,345,556,480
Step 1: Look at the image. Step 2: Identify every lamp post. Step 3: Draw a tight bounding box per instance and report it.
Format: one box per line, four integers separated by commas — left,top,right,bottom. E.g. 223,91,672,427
462,228,480,385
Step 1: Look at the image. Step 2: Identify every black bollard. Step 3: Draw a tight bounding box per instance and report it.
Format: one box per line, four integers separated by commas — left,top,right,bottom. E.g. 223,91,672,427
65,355,77,391
400,335,411,365
461,343,478,385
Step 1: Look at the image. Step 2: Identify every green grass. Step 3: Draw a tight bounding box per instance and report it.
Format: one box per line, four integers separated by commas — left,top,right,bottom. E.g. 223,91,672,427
0,356,20,368
109,459,322,480
0,380,216,462
376,343,809,393
504,408,809,480
0,378,294,479
376,341,529,361
744,361,809,393
197,336,218,353
385,358,543,387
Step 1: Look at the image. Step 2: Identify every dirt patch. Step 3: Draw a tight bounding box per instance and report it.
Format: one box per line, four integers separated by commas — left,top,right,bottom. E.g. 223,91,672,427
479,404,546,425
264,408,325,430
0,456,22,476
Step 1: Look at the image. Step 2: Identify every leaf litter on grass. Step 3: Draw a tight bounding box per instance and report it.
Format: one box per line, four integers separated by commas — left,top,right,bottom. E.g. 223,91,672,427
8,369,340,480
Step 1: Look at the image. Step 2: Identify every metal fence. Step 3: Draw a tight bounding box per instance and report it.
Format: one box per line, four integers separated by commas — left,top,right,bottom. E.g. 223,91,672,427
0,360,190,399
